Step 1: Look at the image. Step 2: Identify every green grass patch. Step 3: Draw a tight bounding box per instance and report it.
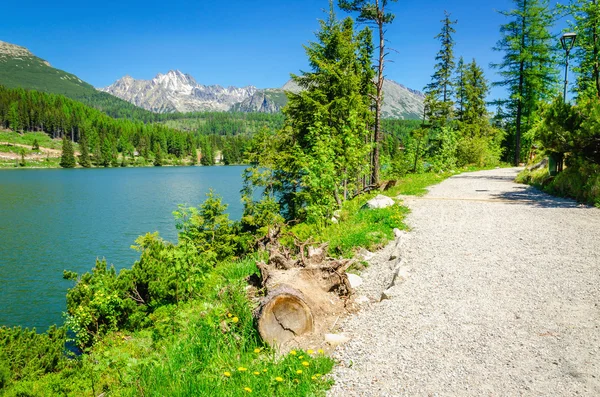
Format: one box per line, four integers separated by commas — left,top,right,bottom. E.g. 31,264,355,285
0,130,63,150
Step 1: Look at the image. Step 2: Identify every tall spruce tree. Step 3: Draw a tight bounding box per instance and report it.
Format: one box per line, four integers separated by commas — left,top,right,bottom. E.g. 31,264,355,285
491,0,557,165
454,56,467,121
462,60,489,129
339,0,398,185
154,143,163,166
564,0,600,99
425,11,457,126
60,135,76,168
78,129,92,168
257,6,374,222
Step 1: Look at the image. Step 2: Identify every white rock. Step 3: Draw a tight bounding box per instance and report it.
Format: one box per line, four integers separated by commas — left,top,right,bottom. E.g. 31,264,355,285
355,295,370,305
393,228,403,238
356,248,375,261
331,217,339,224
325,333,350,346
365,194,395,209
347,273,363,288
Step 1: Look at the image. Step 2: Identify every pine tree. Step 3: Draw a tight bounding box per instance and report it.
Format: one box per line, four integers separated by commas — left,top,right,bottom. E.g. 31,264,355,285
250,6,374,222
564,0,600,99
32,138,40,151
19,149,26,167
9,102,20,132
154,143,163,166
199,140,214,166
100,137,112,167
454,56,467,121
60,135,76,168
78,130,92,168
491,0,557,165
339,0,398,185
462,60,489,129
425,11,457,126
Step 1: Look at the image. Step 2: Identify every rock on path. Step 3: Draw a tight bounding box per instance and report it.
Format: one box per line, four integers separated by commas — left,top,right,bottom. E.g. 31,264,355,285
329,168,600,396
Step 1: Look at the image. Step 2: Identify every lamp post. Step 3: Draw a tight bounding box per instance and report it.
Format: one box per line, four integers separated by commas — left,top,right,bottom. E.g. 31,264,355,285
550,32,577,176
560,32,577,102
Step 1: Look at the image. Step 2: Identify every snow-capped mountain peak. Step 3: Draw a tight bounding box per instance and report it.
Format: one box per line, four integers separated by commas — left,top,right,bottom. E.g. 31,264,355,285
100,71,261,113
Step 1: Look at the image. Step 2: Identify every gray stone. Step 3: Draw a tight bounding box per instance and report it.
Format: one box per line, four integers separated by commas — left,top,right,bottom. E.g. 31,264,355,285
347,273,363,288
365,194,395,209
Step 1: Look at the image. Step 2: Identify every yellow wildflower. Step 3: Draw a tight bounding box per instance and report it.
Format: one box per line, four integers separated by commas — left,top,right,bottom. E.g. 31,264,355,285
254,348,261,353
307,349,314,355
232,317,239,323
238,367,247,372
244,387,252,393
275,376,283,382
318,349,324,354
223,371,231,377
227,313,232,318
290,350,297,355
311,376,317,380
253,371,260,375
298,355,304,359
262,369,268,372
302,361,309,367
296,369,303,374
316,373,322,378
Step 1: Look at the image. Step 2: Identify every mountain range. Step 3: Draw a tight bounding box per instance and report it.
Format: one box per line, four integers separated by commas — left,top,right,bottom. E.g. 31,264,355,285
0,39,424,120
102,71,425,119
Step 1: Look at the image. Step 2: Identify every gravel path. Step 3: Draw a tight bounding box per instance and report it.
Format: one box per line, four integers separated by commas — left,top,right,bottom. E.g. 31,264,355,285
329,167,600,396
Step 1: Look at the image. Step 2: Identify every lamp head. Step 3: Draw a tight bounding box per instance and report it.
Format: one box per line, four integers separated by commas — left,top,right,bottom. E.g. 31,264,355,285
561,32,577,52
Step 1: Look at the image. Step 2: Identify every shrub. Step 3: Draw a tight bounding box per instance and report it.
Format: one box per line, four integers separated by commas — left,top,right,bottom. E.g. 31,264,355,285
0,326,67,384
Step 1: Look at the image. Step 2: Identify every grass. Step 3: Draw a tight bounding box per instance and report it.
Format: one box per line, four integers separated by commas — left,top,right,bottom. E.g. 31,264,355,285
0,130,64,150
0,257,335,397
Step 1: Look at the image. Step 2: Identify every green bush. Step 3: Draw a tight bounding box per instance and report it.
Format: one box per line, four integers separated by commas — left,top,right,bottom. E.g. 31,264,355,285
516,158,600,207
0,326,67,384
65,191,242,348
456,135,503,167
549,158,600,206
0,358,10,389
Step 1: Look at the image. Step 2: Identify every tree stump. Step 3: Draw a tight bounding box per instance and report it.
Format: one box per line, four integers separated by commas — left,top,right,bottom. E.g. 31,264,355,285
257,286,314,346
253,234,354,350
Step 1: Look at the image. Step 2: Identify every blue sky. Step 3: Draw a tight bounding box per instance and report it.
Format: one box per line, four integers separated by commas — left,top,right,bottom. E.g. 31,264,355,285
1,0,567,101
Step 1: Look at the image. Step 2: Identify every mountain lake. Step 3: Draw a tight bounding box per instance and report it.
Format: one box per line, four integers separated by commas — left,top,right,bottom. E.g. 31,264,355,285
0,166,247,330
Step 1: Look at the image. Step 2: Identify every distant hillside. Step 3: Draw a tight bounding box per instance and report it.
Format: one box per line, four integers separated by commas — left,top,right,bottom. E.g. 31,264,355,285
0,40,155,120
281,79,425,119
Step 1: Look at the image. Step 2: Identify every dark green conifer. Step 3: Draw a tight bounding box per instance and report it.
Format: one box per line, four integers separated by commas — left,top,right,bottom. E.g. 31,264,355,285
60,135,76,168
154,143,163,166
78,131,92,168
491,0,557,164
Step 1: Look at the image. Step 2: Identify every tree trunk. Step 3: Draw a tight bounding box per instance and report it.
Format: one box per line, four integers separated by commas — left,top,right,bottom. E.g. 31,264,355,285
257,286,314,347
515,3,526,166
372,2,385,186
593,0,600,97
253,233,353,350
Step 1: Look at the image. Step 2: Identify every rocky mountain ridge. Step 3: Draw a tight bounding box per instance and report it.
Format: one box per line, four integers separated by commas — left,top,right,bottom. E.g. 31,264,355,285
102,71,425,119
100,70,261,113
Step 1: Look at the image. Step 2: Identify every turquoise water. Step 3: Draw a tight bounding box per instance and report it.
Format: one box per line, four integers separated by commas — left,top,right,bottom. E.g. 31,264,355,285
0,166,246,330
